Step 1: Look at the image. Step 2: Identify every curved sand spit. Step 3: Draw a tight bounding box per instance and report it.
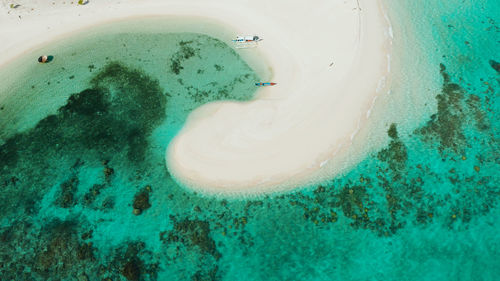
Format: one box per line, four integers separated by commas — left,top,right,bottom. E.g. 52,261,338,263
167,0,392,194
0,0,392,195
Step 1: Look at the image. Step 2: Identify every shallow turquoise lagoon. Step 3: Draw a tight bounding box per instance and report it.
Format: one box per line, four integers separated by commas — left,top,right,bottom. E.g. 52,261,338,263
0,1,499,280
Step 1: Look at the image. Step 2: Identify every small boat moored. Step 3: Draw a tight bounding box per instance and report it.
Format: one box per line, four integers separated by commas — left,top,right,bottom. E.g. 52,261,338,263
232,35,262,43
232,35,262,48
255,82,277,86
38,55,54,63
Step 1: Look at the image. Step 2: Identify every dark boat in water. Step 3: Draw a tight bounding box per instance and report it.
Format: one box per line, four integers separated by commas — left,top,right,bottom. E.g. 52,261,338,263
38,55,54,63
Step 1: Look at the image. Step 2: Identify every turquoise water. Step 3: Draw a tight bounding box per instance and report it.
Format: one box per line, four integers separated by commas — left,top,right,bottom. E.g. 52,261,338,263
0,2,499,280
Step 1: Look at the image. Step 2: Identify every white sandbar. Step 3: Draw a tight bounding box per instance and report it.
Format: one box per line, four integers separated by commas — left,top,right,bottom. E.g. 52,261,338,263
166,0,393,194
0,0,392,195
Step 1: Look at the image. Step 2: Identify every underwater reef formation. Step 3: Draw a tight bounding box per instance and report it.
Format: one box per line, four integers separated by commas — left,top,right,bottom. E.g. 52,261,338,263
0,35,498,279
0,218,98,280
0,37,261,279
489,59,500,74
169,40,200,75
282,62,499,236
0,62,166,222
133,186,153,215
416,64,469,155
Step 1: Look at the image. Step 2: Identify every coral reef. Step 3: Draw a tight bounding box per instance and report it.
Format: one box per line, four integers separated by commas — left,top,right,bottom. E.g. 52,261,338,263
133,186,152,215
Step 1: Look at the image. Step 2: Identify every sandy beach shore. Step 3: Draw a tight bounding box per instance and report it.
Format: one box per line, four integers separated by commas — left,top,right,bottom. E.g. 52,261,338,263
0,0,392,195
167,0,393,194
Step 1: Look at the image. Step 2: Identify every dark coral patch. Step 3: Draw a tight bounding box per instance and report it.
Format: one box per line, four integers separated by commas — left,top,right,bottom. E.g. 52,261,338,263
489,59,500,73
132,186,152,215
169,40,199,75
83,184,107,206
378,124,408,173
30,219,96,279
110,242,158,281
121,259,142,281
415,64,467,155
164,218,221,260
387,123,398,139
0,62,166,220
55,177,79,208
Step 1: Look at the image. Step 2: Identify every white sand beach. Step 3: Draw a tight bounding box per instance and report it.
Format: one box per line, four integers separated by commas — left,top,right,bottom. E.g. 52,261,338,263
0,0,392,195
167,0,393,194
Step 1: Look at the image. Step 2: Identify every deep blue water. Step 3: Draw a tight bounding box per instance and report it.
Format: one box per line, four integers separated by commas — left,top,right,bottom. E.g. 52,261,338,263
0,1,499,280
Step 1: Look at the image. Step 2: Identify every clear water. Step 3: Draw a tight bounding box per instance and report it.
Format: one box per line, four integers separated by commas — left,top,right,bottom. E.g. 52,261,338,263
0,1,499,280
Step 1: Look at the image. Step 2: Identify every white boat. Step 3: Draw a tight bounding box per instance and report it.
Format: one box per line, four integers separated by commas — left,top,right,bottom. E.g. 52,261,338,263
232,35,262,48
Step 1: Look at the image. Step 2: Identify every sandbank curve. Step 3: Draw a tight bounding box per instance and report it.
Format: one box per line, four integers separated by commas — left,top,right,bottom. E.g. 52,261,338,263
167,0,393,195
0,0,393,196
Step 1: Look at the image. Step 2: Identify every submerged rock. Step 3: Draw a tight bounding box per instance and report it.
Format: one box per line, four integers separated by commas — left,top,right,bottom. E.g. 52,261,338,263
104,166,114,181
172,219,220,259
121,259,142,281
109,242,157,281
32,219,97,279
489,59,500,73
132,186,152,215
83,184,106,206
55,177,79,208
377,124,407,172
